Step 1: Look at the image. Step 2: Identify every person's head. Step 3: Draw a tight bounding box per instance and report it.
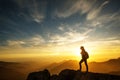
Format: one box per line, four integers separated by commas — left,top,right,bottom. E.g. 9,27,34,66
80,46,85,51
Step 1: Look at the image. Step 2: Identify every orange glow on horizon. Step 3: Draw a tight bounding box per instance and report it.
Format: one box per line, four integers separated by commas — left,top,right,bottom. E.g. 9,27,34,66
0,40,120,63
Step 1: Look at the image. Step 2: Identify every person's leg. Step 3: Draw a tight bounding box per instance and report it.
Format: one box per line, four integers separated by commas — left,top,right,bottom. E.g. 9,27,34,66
84,59,88,72
79,59,84,71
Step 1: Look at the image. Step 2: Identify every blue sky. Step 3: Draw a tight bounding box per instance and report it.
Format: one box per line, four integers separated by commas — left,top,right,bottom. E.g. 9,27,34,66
0,0,120,61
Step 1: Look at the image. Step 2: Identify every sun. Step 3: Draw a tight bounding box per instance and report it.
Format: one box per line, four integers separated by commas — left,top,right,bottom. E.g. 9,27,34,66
75,49,80,56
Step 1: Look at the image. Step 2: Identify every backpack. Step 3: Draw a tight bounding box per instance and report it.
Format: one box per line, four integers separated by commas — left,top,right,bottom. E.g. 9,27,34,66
85,51,89,59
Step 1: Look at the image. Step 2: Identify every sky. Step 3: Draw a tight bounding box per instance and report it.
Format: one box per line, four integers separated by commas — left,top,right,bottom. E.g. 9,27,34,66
0,0,120,62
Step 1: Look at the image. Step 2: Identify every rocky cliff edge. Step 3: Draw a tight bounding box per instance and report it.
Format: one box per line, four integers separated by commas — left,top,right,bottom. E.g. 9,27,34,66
27,69,120,80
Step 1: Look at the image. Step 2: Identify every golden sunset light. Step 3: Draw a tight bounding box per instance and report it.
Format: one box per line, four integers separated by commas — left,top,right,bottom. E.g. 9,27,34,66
0,0,120,80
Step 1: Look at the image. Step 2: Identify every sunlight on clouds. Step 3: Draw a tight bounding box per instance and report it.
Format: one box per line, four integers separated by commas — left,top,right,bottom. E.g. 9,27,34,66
83,39,120,55
1,11,119,62
5,35,45,49
49,30,88,45
1,36,120,62
28,35,45,46
49,23,93,46
7,40,25,48
0,0,120,63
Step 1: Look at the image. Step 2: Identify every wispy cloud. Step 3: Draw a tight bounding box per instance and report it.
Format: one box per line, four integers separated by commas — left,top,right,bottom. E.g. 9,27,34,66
48,23,93,45
54,0,96,18
4,10,119,49
30,0,46,23
7,40,25,48
27,35,45,47
16,0,47,23
87,0,109,20
58,26,64,31
4,35,45,49
88,11,120,28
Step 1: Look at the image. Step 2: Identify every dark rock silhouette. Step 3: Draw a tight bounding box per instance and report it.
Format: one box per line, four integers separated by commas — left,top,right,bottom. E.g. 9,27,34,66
27,69,50,80
26,69,120,80
50,75,58,80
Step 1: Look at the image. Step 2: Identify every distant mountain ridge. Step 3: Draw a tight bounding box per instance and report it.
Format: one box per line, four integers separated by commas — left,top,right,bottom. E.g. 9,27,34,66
46,57,120,75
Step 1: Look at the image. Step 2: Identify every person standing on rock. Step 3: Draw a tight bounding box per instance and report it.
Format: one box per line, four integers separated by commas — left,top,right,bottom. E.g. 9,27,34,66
79,46,89,72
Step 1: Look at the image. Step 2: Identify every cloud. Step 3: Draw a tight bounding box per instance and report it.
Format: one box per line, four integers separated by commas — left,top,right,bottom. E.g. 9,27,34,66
15,0,47,23
29,0,47,23
8,10,118,49
87,0,109,20
81,11,120,45
7,40,25,48
54,0,96,18
4,35,45,49
49,24,93,45
27,35,45,47
58,26,64,31
31,13,44,23
30,0,46,23
89,11,120,28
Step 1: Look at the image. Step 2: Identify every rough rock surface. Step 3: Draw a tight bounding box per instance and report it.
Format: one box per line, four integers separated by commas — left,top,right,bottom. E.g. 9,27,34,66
27,69,50,80
27,69,120,80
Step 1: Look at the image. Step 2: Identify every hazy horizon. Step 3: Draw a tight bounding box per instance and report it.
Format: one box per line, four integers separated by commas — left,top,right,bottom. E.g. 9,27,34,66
0,54,120,63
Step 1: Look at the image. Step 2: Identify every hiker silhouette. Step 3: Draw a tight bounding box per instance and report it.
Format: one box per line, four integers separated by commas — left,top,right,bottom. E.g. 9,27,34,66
79,46,89,72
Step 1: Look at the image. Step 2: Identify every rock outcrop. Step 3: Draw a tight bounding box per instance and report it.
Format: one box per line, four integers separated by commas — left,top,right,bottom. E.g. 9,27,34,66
27,69,120,80
27,69,50,80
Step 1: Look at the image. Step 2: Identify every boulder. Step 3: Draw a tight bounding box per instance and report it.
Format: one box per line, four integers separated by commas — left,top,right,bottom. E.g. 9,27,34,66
27,69,50,80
